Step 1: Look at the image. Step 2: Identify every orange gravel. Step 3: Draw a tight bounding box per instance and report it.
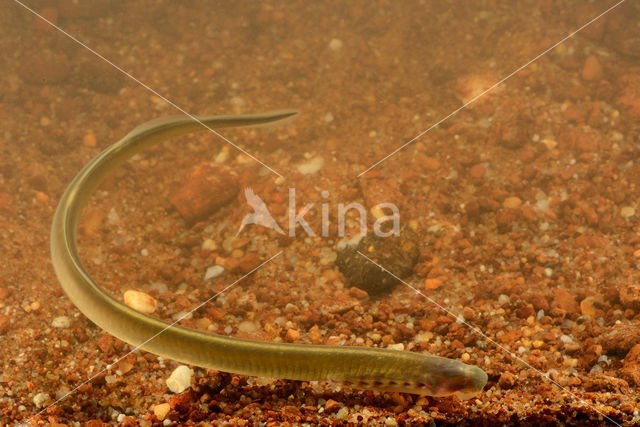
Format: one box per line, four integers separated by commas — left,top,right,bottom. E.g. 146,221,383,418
2,0,639,425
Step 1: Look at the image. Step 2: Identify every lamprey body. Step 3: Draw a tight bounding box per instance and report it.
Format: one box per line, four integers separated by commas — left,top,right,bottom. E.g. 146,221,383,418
50,110,488,399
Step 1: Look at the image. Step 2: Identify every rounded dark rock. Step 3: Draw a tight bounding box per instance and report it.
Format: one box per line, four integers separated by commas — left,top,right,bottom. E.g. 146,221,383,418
335,226,420,295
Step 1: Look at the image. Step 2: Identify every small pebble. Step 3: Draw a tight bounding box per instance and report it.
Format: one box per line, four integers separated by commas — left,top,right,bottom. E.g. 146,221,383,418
83,132,97,147
309,325,323,343
238,320,259,333
503,196,522,209
286,328,300,342
202,239,217,251
166,365,193,393
385,417,399,427
35,192,49,203
582,55,603,81
324,399,341,413
149,282,168,294
296,156,324,175
107,208,120,225
204,265,224,280
32,392,49,408
123,290,157,314
52,315,70,328
214,147,230,163
469,164,486,179
153,403,171,421
336,407,349,419
424,278,442,290
540,138,557,150
328,38,343,51
621,206,635,218
498,372,516,389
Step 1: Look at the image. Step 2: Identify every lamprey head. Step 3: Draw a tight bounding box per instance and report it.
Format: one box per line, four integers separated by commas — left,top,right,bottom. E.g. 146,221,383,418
338,357,488,399
397,356,488,399
431,362,488,400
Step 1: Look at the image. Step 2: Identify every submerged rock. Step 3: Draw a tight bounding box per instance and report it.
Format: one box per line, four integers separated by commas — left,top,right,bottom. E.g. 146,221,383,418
170,162,239,223
335,227,419,295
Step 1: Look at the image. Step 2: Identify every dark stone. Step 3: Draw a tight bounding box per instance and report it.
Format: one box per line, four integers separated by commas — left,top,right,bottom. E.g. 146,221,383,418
335,226,420,295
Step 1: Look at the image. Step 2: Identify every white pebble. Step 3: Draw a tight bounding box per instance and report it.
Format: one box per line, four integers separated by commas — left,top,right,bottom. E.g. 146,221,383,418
201,239,218,251
336,407,349,419
107,208,120,225
172,311,192,321
336,234,365,251
387,343,404,351
149,282,168,294
621,206,635,218
214,148,229,164
123,290,157,314
385,417,399,427
324,112,334,123
166,365,193,393
536,199,550,211
296,156,324,175
32,392,49,408
238,320,259,333
560,334,574,344
328,38,343,51
204,265,224,280
52,316,70,328
498,294,510,305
